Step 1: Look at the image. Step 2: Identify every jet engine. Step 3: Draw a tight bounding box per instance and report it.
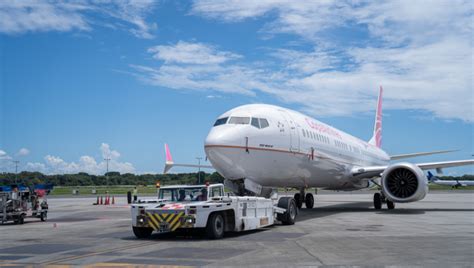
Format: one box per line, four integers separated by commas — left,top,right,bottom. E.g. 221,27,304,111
381,163,428,203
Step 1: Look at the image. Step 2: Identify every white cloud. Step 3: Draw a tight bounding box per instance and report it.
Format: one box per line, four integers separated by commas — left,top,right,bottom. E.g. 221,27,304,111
131,0,472,122
191,0,351,40
132,41,266,96
24,143,135,175
25,162,46,172
133,36,473,121
191,0,472,44
0,0,158,38
0,150,10,160
100,143,120,160
148,41,241,64
16,148,30,156
0,150,13,172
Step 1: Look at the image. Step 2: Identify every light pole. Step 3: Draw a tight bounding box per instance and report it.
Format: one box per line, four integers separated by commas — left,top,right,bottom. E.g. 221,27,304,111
196,157,202,184
104,157,111,186
12,160,19,184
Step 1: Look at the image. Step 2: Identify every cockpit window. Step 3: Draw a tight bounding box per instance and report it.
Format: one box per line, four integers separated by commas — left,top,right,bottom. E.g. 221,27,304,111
251,118,260,128
229,117,250,125
214,117,228,126
259,118,269,128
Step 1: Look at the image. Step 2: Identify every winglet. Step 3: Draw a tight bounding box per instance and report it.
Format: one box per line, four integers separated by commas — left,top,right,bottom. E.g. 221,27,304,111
369,86,383,148
163,143,174,174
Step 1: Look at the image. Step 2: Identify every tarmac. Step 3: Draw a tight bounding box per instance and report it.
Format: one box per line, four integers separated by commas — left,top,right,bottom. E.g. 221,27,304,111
0,191,473,267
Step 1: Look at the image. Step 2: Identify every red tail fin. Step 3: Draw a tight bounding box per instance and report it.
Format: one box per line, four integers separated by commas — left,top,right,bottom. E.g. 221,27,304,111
369,86,383,148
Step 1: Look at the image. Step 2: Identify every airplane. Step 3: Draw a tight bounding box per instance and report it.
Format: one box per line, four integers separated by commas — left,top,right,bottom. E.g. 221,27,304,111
427,171,474,188
164,86,473,210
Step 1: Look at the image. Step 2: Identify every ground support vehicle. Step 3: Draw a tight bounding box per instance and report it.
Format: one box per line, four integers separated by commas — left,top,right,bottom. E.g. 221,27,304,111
131,183,297,239
0,185,50,224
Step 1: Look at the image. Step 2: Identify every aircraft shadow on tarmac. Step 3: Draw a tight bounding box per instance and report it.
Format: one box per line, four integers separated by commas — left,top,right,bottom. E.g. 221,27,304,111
115,201,474,241
296,201,474,222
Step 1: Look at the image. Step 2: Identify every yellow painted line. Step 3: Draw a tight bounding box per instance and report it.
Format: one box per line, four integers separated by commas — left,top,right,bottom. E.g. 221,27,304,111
40,241,157,265
0,264,72,268
86,263,193,268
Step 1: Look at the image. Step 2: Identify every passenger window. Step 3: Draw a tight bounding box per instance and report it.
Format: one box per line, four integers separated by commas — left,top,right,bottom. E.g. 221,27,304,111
229,117,250,125
259,118,269,128
214,117,228,126
251,118,260,128
302,129,306,137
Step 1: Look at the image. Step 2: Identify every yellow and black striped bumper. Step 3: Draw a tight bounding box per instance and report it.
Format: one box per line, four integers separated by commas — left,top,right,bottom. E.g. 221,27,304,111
146,212,184,232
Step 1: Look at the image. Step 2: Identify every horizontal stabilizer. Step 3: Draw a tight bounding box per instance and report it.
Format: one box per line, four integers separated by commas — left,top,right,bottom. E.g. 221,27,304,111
390,149,458,160
163,144,214,174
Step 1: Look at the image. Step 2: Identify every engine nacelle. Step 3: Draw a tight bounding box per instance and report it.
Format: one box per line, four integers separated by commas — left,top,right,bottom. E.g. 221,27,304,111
381,163,428,203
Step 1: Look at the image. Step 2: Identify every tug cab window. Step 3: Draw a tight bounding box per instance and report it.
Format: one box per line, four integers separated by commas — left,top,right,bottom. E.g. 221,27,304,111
229,117,250,125
210,186,223,198
214,117,228,126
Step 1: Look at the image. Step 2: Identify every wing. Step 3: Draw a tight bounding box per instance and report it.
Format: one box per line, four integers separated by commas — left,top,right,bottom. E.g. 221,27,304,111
351,159,474,179
163,144,213,174
390,149,458,160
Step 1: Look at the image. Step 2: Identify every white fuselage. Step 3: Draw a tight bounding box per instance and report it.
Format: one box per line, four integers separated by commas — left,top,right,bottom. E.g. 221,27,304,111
204,104,390,190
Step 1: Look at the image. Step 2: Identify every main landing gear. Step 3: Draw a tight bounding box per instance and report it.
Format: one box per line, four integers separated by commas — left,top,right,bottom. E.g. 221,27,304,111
373,192,395,210
294,188,315,209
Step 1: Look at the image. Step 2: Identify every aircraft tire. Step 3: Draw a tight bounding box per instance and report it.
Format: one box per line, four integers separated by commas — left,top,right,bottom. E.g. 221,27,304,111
294,193,303,209
132,226,153,239
373,193,382,210
387,200,395,210
277,197,297,225
305,193,314,209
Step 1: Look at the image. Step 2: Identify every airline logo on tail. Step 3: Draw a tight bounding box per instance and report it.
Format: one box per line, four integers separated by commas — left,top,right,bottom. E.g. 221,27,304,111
369,86,383,148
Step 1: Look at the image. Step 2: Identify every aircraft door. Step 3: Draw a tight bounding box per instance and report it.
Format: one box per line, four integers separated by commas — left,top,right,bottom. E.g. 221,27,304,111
279,110,300,152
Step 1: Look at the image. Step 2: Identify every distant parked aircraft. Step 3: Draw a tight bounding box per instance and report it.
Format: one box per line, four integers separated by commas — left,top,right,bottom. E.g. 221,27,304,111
427,171,474,188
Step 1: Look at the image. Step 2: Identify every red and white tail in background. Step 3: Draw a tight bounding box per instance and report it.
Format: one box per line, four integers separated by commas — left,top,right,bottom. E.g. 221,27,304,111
369,86,383,148
163,143,214,174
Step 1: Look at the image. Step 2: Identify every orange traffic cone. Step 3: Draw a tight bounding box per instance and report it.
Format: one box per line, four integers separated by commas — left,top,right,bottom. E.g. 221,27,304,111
112,196,115,205
100,196,103,205
105,196,110,205
95,196,99,205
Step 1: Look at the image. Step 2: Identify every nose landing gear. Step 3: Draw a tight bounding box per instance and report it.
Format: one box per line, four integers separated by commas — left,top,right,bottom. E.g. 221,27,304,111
294,188,315,209
373,192,395,210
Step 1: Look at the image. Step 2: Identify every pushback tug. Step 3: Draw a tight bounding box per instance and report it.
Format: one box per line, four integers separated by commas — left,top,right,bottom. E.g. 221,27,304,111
131,182,297,239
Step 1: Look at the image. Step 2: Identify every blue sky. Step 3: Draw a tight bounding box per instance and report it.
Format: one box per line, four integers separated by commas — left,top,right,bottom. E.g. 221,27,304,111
0,1,472,175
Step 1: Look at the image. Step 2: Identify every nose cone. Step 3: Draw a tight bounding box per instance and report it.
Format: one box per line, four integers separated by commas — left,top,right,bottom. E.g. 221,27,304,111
205,126,242,147
205,126,246,179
